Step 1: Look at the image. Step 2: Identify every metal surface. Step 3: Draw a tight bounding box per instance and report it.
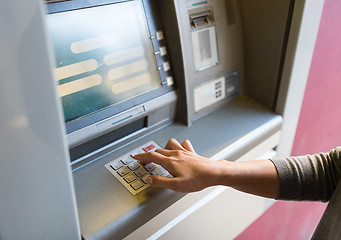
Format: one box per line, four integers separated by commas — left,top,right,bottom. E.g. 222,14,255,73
0,0,80,239
73,95,282,239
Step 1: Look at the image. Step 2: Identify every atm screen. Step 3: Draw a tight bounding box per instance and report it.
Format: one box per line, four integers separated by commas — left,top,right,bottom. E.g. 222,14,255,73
46,1,162,126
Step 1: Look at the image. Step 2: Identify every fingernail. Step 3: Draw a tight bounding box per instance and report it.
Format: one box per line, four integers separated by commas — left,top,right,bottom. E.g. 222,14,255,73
147,176,153,185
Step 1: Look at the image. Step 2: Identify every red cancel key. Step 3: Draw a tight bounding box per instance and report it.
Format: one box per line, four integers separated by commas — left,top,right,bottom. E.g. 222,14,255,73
143,144,156,152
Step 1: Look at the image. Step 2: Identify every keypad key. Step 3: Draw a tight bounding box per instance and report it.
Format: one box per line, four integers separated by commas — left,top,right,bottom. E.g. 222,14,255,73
117,166,130,177
141,173,151,184
124,173,137,184
160,171,171,177
130,149,145,157
127,161,140,171
151,167,169,176
143,144,156,152
150,167,163,176
105,141,170,195
134,167,148,178
131,180,144,190
144,163,157,172
110,160,123,170
121,156,134,165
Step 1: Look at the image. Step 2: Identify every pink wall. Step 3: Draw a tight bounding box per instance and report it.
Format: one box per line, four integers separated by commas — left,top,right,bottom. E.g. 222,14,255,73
236,1,341,239
291,0,341,156
235,201,327,240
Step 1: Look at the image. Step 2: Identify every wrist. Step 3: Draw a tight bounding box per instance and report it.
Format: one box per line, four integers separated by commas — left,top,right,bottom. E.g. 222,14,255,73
205,159,234,188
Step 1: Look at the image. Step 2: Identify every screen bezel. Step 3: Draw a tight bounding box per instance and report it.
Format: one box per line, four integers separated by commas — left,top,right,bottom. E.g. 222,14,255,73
46,0,175,134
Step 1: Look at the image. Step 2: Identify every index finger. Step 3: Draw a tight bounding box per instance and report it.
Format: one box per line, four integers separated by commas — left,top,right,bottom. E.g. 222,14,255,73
133,151,171,169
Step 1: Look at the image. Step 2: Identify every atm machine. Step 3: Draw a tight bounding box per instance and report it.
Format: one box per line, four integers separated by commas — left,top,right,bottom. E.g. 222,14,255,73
1,0,300,239
44,0,289,239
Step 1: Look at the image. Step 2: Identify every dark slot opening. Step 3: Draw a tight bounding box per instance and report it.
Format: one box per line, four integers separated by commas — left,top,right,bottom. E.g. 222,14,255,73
69,117,147,162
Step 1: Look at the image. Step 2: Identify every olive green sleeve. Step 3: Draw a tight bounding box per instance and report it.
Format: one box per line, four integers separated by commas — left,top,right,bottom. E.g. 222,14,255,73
270,147,341,202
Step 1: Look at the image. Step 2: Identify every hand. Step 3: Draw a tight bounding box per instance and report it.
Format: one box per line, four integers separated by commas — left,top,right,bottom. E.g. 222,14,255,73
134,139,224,192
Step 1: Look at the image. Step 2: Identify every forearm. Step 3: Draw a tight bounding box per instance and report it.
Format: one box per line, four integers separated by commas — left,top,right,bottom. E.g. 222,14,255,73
214,159,279,199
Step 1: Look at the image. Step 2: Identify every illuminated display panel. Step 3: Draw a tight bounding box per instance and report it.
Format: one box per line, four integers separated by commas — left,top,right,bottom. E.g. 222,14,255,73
46,1,161,123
